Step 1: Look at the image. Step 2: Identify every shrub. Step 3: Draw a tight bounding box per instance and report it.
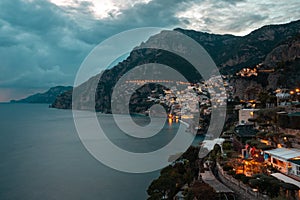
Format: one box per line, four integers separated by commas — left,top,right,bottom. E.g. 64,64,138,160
222,142,232,151
241,176,251,184
234,174,246,180
227,170,236,176
223,165,233,171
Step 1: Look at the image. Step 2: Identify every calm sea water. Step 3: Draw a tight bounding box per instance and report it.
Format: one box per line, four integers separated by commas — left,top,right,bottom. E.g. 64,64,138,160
0,104,202,200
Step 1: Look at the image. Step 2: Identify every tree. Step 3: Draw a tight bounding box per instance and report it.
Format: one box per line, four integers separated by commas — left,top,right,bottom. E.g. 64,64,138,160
282,134,296,148
256,131,268,139
256,108,283,125
209,144,222,161
249,174,281,197
147,174,176,200
185,181,217,200
183,168,194,187
233,96,240,103
266,132,283,147
148,146,201,199
181,146,200,163
258,91,270,108
222,142,232,151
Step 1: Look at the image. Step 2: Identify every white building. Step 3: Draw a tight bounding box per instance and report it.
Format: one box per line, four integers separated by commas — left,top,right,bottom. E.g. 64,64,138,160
264,148,300,179
265,148,300,199
238,109,259,125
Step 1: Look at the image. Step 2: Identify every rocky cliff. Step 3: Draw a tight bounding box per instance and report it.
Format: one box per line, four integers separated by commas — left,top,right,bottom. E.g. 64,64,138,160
231,34,300,100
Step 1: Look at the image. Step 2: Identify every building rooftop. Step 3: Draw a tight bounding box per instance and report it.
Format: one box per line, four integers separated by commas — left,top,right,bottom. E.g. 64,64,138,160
240,108,260,111
271,173,300,188
234,125,258,137
265,148,300,160
289,159,300,165
288,112,300,117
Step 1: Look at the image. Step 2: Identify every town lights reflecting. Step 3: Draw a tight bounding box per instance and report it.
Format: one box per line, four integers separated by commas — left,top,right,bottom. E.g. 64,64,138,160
168,118,173,125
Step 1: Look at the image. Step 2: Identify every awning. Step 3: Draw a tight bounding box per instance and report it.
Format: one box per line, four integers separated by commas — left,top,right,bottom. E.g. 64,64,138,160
271,173,300,188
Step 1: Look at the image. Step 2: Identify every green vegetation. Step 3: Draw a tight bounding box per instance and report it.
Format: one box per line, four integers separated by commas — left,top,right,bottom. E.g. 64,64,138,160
257,90,277,108
255,107,284,124
222,141,232,151
222,165,233,172
249,174,281,198
184,181,217,200
147,146,200,200
244,174,299,199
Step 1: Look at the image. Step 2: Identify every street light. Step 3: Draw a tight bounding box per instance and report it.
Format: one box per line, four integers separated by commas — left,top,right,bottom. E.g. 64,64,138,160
291,88,300,102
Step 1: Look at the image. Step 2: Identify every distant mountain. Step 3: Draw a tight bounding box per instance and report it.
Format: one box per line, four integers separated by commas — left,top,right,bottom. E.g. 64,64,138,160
52,20,300,111
11,86,73,104
175,19,300,74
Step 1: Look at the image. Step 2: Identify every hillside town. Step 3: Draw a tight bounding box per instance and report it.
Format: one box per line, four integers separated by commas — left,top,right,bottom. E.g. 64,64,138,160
146,76,300,200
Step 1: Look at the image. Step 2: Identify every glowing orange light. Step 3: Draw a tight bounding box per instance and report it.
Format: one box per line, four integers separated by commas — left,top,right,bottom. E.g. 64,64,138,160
290,91,295,95
296,88,300,93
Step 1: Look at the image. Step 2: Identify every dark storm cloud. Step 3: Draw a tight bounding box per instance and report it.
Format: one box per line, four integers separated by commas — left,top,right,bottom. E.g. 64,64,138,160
225,14,268,32
0,0,299,101
104,0,185,28
0,1,65,32
0,0,190,92
175,0,300,35
221,0,245,4
0,0,93,91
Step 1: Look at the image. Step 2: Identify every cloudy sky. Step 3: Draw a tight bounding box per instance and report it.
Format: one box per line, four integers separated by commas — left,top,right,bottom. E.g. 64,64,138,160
0,0,300,102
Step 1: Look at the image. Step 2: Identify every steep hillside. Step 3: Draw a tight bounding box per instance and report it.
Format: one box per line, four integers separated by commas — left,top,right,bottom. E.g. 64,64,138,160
231,34,300,100
176,20,300,73
11,86,73,104
52,20,300,111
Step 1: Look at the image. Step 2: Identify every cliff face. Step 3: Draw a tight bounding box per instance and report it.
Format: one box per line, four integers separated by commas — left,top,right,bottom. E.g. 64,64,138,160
176,20,300,73
11,86,73,104
231,35,300,100
264,35,300,66
52,20,300,110
266,36,300,89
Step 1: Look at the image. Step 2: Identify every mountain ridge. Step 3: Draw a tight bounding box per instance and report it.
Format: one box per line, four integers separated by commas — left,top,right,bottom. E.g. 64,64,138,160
11,86,73,104
51,20,300,111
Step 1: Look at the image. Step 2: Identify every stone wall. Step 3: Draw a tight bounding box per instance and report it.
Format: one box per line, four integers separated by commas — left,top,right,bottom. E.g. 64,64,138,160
216,163,270,200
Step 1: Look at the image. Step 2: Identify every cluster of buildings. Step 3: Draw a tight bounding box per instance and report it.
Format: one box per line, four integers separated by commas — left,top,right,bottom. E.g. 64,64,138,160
236,67,259,77
226,93,300,198
144,76,229,134
119,75,300,197
235,63,275,77
276,88,300,106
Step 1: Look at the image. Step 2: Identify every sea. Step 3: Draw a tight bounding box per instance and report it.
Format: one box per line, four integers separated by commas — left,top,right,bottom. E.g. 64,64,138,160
0,103,203,200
